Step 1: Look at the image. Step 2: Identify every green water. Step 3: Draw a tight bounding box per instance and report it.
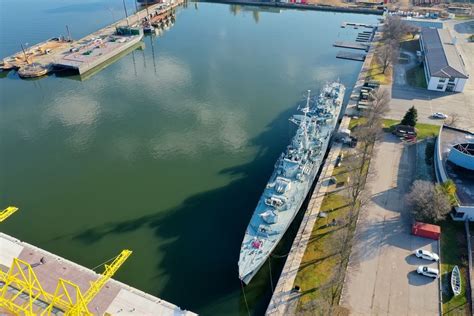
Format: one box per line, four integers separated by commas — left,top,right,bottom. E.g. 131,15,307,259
0,1,377,314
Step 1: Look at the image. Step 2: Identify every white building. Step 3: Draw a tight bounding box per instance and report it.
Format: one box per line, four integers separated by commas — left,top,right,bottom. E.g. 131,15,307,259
419,28,469,92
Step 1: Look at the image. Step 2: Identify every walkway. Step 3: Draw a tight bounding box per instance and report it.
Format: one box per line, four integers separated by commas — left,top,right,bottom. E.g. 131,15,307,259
340,134,439,315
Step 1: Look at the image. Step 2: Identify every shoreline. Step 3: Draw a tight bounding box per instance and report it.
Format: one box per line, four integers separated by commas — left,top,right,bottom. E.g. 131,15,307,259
200,0,385,15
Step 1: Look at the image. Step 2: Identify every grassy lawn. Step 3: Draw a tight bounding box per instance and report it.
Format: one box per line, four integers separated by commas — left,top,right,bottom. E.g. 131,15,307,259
440,221,470,315
366,56,392,85
455,15,473,20
406,64,428,89
293,191,351,313
382,119,440,140
348,117,366,130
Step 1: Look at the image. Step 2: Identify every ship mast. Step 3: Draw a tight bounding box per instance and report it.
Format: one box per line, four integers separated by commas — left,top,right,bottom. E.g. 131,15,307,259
301,90,310,150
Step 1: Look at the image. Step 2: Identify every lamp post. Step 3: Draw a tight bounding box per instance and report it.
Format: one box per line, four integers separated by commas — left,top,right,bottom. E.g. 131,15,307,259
20,43,29,64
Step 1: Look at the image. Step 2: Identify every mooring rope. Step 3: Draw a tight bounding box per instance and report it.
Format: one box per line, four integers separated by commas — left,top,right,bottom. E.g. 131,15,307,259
270,252,289,258
268,258,274,293
91,254,119,271
240,279,251,316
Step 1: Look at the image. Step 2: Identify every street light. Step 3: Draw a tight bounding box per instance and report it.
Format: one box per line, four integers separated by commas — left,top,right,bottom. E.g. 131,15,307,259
107,6,116,24
20,42,29,64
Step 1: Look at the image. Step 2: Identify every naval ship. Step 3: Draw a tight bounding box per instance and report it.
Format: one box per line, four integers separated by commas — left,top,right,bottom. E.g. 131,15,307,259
238,81,345,284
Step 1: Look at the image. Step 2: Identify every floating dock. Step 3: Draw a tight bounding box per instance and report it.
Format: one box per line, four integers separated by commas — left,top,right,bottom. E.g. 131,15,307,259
333,41,369,51
53,28,143,75
341,22,377,29
0,232,196,315
336,51,366,61
0,0,183,79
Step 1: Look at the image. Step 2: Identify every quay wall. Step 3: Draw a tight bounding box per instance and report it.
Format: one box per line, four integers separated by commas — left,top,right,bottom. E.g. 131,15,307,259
202,0,384,15
266,25,380,316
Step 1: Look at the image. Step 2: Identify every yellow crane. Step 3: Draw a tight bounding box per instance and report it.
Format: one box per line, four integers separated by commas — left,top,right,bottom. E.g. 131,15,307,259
0,204,132,315
0,250,132,315
0,243,132,315
0,206,18,222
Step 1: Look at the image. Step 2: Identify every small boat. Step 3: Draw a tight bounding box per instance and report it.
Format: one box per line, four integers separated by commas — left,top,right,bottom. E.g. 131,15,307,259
451,265,461,296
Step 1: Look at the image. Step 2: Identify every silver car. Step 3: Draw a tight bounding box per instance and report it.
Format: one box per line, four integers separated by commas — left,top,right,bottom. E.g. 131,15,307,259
417,265,439,278
415,249,439,261
431,112,448,119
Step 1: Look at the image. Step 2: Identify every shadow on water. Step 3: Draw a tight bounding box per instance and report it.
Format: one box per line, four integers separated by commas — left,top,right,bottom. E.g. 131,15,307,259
70,103,312,315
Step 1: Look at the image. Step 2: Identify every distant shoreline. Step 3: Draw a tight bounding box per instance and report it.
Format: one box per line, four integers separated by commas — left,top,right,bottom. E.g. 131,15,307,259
199,0,385,15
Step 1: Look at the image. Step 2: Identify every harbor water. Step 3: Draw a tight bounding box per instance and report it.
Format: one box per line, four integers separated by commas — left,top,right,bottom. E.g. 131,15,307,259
0,1,378,314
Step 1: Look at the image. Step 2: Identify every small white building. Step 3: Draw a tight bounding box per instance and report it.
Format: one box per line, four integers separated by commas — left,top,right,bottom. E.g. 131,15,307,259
419,28,469,92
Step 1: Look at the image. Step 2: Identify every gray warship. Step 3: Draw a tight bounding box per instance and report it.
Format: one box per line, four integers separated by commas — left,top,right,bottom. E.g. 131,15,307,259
238,81,345,284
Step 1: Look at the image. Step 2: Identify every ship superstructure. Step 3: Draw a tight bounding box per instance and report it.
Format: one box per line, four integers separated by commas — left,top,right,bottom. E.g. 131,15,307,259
238,81,345,284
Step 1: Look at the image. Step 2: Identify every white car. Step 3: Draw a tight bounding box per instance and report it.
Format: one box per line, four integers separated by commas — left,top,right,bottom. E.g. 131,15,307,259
415,249,439,261
417,265,439,278
431,112,448,119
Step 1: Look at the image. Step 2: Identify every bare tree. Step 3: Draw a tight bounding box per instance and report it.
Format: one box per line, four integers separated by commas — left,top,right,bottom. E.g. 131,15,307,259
382,16,411,43
406,180,452,221
445,112,460,127
376,40,399,74
366,88,391,122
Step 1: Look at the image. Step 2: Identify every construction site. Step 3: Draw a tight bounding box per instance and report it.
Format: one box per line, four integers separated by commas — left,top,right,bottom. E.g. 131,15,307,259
0,206,196,315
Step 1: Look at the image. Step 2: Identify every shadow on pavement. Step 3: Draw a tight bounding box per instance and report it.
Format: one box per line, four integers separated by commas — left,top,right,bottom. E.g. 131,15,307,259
407,270,435,286
454,21,474,35
404,254,436,266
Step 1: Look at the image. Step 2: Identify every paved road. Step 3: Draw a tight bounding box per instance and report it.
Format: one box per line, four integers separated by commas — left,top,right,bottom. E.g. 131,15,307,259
387,19,474,132
340,134,439,315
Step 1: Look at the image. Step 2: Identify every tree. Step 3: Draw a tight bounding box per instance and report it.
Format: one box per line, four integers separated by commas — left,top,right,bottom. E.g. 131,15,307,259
445,112,460,127
382,16,411,43
440,180,457,206
401,106,417,127
376,40,399,74
406,180,452,222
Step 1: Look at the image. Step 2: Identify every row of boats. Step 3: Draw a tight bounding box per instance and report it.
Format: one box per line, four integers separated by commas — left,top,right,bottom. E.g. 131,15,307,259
238,81,346,284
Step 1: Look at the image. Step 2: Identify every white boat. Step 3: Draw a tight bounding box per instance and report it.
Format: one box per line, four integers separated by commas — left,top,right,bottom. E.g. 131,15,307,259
451,265,461,296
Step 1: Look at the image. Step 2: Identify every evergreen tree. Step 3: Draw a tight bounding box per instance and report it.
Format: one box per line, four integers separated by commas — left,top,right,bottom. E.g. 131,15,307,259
401,106,418,127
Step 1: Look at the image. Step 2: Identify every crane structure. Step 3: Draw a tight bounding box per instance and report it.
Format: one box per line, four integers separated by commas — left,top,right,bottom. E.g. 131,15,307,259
0,250,132,315
0,206,19,222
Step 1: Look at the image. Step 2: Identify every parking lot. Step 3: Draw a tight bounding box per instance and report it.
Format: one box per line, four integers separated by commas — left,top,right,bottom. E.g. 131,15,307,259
340,134,439,315
387,19,474,132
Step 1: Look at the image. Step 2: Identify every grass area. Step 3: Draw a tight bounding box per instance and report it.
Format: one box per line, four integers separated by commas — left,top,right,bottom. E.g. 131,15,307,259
382,119,440,140
440,221,470,315
406,64,428,89
293,191,351,313
348,117,366,130
455,15,473,20
366,56,392,85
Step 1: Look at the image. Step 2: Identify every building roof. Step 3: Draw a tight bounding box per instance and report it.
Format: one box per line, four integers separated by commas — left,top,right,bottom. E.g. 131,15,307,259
438,126,474,206
421,28,469,79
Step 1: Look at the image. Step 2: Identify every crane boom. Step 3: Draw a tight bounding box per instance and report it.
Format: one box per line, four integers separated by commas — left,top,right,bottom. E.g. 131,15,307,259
0,206,18,222
66,249,132,315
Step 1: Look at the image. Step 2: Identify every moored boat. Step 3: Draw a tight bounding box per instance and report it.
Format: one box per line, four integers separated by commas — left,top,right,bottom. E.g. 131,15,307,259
451,265,461,296
238,81,345,284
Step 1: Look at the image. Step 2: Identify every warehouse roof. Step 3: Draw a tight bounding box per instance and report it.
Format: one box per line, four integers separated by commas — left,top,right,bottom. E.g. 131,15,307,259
421,28,468,79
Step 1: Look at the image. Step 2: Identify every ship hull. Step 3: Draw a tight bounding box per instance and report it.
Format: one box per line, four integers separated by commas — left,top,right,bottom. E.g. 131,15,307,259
238,82,345,284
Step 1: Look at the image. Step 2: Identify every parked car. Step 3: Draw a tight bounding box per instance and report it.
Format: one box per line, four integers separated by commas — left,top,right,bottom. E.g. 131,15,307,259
431,112,448,119
335,153,344,168
415,249,439,261
416,266,439,278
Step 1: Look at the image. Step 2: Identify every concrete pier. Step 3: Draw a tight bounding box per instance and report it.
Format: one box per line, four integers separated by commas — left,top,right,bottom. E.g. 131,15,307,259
333,41,369,51
336,51,366,61
1,0,183,79
0,233,196,315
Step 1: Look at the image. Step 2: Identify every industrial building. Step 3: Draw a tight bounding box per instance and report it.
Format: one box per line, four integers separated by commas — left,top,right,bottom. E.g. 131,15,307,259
419,27,469,92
